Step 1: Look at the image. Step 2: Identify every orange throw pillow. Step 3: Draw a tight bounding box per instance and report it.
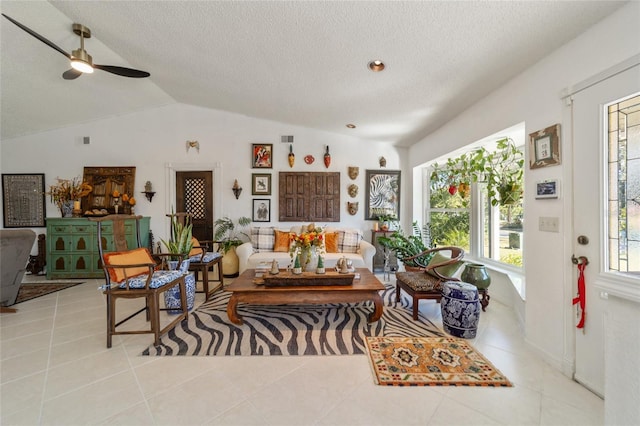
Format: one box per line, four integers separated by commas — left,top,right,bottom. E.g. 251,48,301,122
324,232,339,253
189,237,202,257
273,230,291,252
103,247,154,283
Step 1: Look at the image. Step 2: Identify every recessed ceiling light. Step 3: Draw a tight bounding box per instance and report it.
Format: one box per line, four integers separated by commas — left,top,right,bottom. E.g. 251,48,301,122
346,124,356,129
368,60,385,72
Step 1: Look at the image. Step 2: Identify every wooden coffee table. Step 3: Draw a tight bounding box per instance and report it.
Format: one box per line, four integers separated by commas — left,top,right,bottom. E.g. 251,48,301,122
225,268,385,325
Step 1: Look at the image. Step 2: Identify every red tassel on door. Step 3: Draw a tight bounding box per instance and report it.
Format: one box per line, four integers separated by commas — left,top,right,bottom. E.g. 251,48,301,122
572,262,587,329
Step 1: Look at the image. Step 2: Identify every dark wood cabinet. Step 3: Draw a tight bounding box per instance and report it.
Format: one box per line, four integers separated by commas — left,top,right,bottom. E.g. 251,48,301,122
371,230,398,272
279,172,340,222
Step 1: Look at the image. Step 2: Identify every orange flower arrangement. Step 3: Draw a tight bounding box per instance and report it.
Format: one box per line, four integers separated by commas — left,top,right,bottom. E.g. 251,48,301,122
289,227,324,264
112,190,120,198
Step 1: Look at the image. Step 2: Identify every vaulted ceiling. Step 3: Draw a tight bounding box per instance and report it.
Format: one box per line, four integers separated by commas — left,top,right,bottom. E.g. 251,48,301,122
0,1,626,145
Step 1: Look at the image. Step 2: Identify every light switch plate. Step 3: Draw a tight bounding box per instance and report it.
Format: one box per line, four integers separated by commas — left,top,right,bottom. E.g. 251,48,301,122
539,216,559,232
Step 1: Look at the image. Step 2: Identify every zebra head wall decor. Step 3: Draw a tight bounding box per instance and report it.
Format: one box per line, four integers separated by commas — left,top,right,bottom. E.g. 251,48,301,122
364,169,401,220
347,201,359,215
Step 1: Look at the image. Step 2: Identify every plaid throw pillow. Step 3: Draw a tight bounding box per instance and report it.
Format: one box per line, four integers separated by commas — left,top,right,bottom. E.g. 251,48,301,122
337,230,361,254
251,227,275,252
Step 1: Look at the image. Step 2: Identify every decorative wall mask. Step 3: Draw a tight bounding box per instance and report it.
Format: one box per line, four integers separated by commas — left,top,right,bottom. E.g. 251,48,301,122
379,156,387,167
324,146,331,168
304,155,315,164
288,144,295,168
348,184,358,198
186,140,200,153
347,201,359,216
348,166,359,180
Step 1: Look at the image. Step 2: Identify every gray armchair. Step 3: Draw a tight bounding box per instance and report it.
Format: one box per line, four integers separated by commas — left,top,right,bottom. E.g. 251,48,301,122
1,229,36,308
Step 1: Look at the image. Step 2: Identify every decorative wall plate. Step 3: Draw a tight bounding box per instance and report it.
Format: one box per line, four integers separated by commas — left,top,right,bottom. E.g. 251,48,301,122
304,155,315,164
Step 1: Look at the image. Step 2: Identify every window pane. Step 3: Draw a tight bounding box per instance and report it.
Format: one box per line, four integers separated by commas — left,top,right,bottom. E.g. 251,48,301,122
429,211,470,251
499,198,523,266
607,93,640,275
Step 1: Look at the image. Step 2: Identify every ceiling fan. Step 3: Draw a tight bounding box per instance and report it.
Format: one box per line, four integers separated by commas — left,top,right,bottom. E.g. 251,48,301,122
2,13,150,80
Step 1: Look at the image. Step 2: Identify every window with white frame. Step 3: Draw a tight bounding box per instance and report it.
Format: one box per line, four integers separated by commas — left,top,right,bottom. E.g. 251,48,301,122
424,126,525,268
607,93,640,276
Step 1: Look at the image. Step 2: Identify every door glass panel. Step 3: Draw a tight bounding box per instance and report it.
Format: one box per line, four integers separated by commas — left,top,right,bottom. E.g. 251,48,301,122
607,93,640,275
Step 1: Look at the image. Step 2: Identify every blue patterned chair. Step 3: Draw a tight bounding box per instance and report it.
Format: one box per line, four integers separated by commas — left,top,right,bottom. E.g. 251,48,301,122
91,215,188,348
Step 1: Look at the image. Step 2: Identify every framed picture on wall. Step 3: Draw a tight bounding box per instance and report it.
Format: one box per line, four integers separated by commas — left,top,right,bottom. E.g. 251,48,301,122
2,173,46,227
252,173,271,195
252,144,273,168
252,199,271,222
529,124,561,169
364,169,401,220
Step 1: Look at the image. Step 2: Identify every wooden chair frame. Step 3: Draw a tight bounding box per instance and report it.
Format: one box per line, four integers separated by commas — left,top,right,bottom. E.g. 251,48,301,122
92,215,188,348
395,246,465,320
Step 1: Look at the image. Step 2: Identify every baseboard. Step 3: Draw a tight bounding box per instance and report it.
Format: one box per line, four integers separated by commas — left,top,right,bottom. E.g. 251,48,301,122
525,337,565,373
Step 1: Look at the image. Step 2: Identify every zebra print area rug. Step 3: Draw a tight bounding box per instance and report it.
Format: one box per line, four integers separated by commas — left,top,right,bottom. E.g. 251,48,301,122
142,283,443,356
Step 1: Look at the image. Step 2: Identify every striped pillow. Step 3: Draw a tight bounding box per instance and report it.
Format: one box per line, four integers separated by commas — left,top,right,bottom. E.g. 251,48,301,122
251,227,275,252
337,230,361,254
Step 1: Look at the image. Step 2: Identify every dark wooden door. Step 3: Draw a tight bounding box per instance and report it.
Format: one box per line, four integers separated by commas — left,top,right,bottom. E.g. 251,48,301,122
176,171,213,241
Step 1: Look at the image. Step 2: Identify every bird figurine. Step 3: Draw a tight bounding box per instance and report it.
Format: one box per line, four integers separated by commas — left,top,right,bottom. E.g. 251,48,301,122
186,140,200,153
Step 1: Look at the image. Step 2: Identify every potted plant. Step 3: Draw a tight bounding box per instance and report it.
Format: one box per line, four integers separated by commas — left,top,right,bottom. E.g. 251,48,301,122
431,137,523,206
160,213,197,313
378,222,434,270
160,213,194,267
376,214,398,231
213,216,251,277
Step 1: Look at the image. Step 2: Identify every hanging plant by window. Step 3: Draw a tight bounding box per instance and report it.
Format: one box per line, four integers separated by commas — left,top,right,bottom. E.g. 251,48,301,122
431,137,524,206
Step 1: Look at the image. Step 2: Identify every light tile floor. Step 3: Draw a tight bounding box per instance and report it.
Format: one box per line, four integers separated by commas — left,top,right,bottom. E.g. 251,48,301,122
1,275,603,425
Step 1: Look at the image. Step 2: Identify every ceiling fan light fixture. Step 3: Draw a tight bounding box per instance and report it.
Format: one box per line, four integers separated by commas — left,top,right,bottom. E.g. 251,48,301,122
70,49,94,73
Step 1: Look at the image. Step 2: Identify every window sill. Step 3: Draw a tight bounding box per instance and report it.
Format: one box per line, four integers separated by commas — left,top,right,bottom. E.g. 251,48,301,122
464,257,526,301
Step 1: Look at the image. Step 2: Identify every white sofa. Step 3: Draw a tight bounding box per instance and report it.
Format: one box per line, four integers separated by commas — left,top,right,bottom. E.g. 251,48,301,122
236,226,376,274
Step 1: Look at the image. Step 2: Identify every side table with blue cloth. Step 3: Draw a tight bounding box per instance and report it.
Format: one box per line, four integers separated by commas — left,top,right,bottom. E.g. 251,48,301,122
441,281,481,339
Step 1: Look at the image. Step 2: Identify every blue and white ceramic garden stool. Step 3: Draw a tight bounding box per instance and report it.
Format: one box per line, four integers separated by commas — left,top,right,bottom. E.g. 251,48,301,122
164,260,196,314
440,281,481,338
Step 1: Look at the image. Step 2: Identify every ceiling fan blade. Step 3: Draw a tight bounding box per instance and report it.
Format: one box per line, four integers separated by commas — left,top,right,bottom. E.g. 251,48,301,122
94,64,150,78
62,69,83,80
1,13,71,59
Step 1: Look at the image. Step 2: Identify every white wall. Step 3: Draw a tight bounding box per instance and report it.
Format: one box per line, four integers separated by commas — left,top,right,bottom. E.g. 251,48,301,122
408,2,640,423
0,103,406,243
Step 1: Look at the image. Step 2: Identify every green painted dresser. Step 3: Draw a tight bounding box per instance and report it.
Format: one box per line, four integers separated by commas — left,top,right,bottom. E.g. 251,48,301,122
46,217,150,279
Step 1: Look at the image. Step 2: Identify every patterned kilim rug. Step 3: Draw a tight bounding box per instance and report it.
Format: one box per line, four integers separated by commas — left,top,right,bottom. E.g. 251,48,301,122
365,336,513,387
143,283,444,356
14,282,84,304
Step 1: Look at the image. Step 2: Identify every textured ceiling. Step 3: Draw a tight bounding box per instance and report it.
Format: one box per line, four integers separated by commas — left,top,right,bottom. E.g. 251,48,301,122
0,1,626,146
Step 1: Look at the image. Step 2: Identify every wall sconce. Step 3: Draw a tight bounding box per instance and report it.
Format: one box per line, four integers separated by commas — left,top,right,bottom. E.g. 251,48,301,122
232,179,242,199
142,180,155,202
